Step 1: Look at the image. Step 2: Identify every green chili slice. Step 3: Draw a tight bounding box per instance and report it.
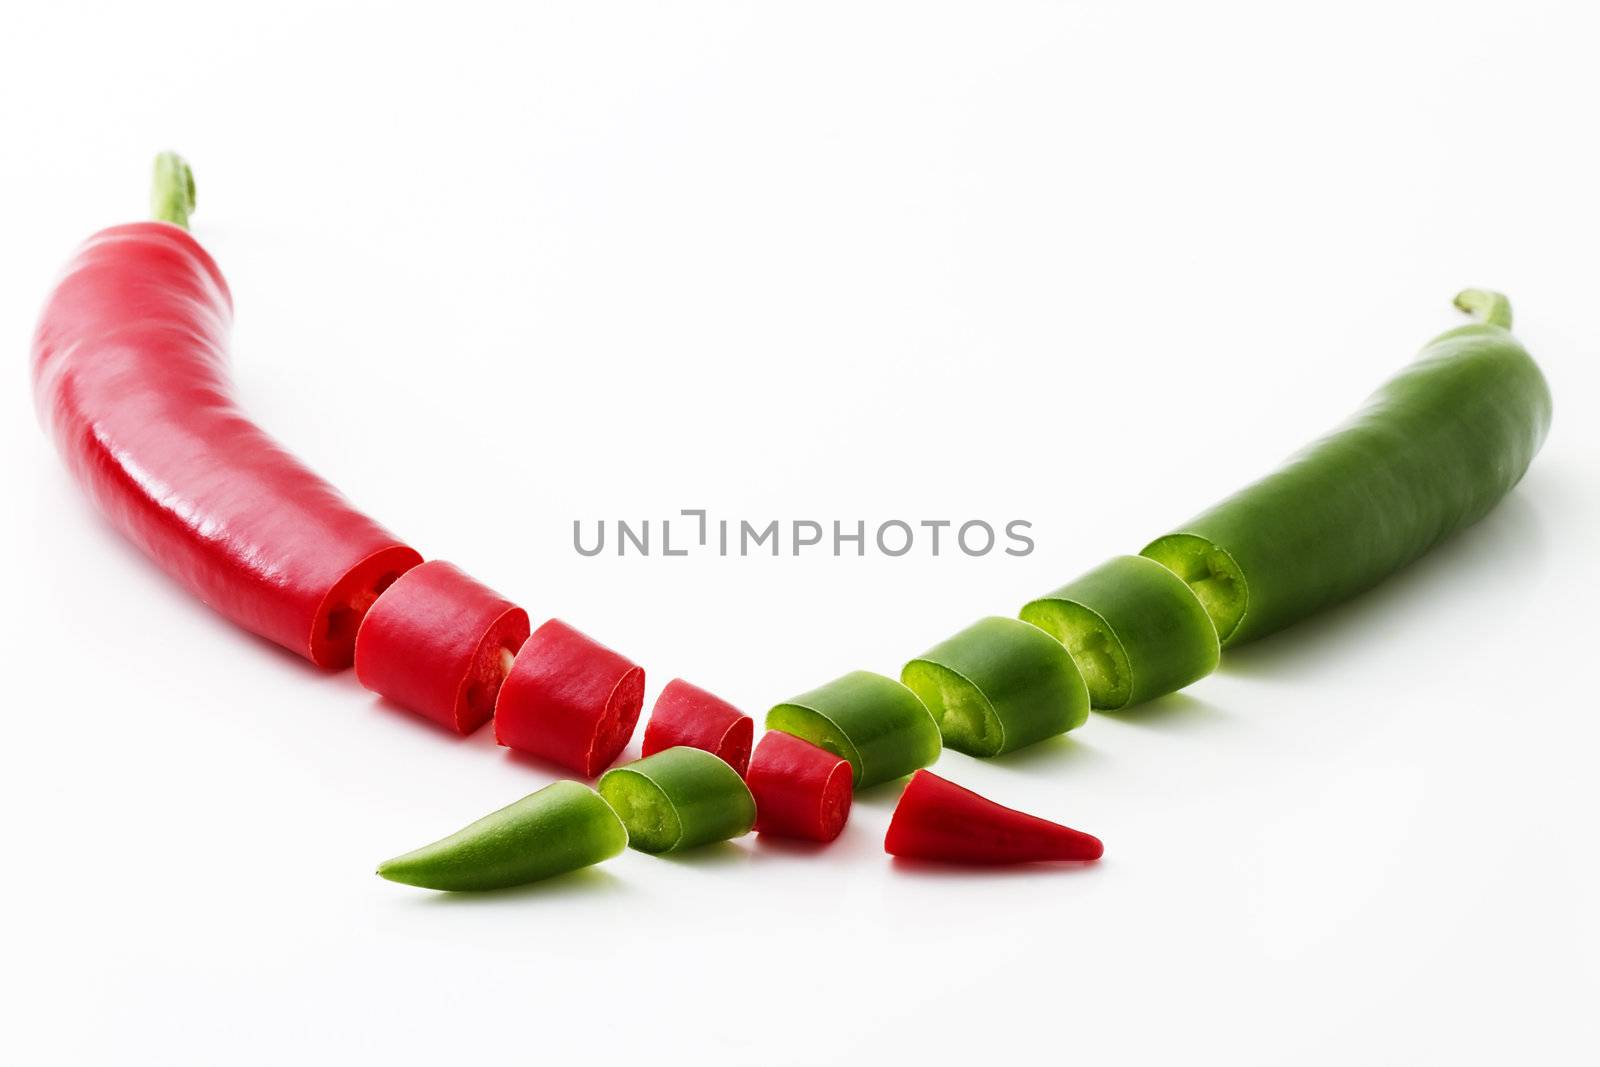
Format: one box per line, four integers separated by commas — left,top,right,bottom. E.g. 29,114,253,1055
766,671,941,788
901,616,1088,756
598,746,757,853
1021,555,1220,709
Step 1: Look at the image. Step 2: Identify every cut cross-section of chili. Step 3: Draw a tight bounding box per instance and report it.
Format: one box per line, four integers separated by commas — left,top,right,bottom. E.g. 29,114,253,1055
884,770,1103,864
1021,555,1219,710
598,747,757,853
353,560,529,734
901,616,1088,756
495,619,645,777
30,153,421,668
747,730,853,842
641,679,754,775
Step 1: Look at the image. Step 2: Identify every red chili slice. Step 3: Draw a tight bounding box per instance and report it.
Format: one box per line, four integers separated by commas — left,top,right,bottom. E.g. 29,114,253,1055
31,221,421,667
747,731,853,842
884,770,1103,864
641,679,754,776
494,620,645,777
353,561,530,734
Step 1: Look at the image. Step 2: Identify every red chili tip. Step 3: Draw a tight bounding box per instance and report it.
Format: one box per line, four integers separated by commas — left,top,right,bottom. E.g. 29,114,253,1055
884,770,1103,865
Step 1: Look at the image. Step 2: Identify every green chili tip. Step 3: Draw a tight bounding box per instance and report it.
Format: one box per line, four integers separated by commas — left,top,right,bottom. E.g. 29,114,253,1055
1453,289,1512,331
150,151,196,230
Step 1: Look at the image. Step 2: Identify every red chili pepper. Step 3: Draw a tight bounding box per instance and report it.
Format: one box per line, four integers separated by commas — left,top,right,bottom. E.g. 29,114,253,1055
494,619,645,777
884,770,1103,864
746,730,853,842
30,155,421,668
640,679,754,776
353,561,530,734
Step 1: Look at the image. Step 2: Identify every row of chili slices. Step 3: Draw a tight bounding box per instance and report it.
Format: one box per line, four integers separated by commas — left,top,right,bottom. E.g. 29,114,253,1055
353,558,1101,871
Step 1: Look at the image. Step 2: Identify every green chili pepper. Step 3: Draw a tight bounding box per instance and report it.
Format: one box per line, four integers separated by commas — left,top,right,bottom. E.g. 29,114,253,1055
766,671,941,788
1143,291,1551,648
376,780,627,891
900,616,1088,756
1020,555,1219,709
598,746,757,853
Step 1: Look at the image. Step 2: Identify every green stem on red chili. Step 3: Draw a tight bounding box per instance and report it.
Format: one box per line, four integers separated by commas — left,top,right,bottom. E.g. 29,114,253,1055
150,151,195,229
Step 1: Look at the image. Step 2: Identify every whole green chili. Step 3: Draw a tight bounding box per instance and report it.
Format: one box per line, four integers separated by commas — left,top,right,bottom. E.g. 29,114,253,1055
1143,291,1550,647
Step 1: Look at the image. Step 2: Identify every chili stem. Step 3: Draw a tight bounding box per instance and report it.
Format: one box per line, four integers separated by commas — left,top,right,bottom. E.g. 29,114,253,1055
1453,288,1512,330
151,151,196,229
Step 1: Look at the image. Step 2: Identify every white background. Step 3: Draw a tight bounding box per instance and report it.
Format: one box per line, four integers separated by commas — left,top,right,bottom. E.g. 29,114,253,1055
3,2,1597,1064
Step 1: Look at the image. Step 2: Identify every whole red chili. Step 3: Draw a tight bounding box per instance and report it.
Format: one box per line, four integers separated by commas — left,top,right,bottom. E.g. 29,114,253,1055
30,154,420,668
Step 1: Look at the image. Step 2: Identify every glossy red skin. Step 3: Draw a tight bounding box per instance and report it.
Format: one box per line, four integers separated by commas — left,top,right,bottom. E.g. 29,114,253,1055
641,678,754,776
31,222,421,667
495,619,644,777
353,561,529,734
747,731,853,842
884,770,1103,864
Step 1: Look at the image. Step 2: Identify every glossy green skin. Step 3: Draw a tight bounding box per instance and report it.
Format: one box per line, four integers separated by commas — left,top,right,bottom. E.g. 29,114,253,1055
902,616,1088,756
598,746,756,853
1144,294,1550,648
377,780,627,891
1021,555,1219,709
767,671,942,788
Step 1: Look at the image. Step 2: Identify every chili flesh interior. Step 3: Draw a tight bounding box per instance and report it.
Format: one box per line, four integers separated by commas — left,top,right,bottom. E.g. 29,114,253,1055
598,770,682,853
898,661,1004,757
593,668,647,773
461,612,530,731
1141,534,1247,645
597,747,755,853
313,546,423,668
815,763,852,840
1018,600,1130,709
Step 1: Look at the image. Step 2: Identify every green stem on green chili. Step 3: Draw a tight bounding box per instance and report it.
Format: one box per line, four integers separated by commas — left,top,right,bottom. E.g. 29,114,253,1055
1453,288,1512,330
150,151,196,230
